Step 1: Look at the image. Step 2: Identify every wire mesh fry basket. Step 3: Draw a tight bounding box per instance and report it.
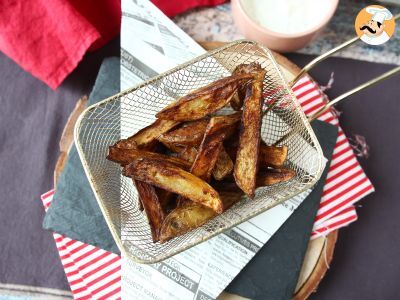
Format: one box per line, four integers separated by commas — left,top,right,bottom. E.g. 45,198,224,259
74,40,325,263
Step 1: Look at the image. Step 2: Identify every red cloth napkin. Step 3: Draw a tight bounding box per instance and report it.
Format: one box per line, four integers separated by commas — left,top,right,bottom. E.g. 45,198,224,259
152,0,227,17
0,0,121,89
0,0,227,90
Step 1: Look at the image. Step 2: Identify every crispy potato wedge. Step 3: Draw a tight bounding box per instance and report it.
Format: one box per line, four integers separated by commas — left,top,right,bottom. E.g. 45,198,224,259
159,202,216,243
178,147,198,164
176,114,240,207
191,130,223,179
156,188,176,214
230,91,244,111
159,190,242,242
234,67,266,198
115,119,179,149
157,119,209,148
158,141,185,153
212,147,234,180
179,146,233,181
123,158,223,213
257,168,296,186
134,180,165,242
190,112,241,180
222,138,288,170
163,113,241,154
259,143,288,168
155,74,252,121
230,63,263,111
107,146,191,170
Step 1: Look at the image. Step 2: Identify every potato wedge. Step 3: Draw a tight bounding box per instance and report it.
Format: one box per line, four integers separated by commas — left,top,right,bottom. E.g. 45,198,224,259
156,188,176,214
212,147,234,180
115,119,179,149
155,74,252,121
234,68,266,198
157,119,209,148
257,168,296,186
221,138,288,170
230,63,264,111
190,112,241,180
134,180,165,242
259,143,288,168
178,146,233,181
159,202,215,243
123,158,223,213
159,190,242,243
178,147,198,164
107,146,191,170
176,113,240,207
158,141,185,153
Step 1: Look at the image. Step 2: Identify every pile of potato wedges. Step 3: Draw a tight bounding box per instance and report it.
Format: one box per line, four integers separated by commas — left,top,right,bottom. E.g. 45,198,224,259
107,63,295,243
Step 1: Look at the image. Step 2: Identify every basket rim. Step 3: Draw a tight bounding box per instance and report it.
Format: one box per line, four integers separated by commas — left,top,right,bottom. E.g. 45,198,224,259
74,39,325,264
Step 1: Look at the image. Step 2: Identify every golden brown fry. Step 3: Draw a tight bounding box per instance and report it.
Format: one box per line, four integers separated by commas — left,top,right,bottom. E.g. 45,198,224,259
191,130,223,179
256,168,296,186
115,119,179,149
230,63,264,111
123,158,223,213
107,146,191,170
212,147,234,180
222,138,288,170
157,119,209,147
179,147,198,164
134,180,165,242
158,141,185,153
259,143,288,168
159,190,242,243
230,91,244,111
155,74,252,121
234,67,266,198
159,202,215,243
190,112,241,180
156,188,176,214
175,114,240,208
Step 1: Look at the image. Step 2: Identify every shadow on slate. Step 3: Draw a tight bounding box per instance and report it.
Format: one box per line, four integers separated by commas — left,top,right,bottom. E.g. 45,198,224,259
43,57,121,254
225,120,338,300
43,57,338,299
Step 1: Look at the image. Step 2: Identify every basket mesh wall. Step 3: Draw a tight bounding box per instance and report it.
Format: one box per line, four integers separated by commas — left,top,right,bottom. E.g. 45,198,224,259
75,41,324,263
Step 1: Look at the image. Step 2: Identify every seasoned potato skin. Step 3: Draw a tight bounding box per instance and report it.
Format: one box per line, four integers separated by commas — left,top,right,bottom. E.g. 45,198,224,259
212,147,234,180
259,143,288,168
191,113,240,180
256,168,296,186
234,66,266,198
134,180,165,242
157,119,209,148
107,146,191,170
159,191,242,243
123,158,223,213
176,113,241,207
155,74,252,121
115,119,179,149
230,62,263,111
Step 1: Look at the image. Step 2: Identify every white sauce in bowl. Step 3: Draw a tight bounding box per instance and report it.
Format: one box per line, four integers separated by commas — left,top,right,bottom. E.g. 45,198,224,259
240,0,333,34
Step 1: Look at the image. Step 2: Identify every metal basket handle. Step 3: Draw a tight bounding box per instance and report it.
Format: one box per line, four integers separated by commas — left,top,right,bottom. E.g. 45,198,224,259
272,13,400,145
294,13,400,122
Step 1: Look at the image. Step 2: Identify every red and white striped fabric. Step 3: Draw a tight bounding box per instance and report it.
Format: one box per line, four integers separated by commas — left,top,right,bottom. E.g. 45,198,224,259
291,76,374,233
40,76,373,298
311,206,358,239
41,191,121,300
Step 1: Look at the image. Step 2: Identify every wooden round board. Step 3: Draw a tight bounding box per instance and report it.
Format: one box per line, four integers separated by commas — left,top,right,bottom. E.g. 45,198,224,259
54,41,338,300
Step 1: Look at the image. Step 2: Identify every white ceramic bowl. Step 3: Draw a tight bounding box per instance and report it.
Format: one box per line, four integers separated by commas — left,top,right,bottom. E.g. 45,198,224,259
232,0,339,52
